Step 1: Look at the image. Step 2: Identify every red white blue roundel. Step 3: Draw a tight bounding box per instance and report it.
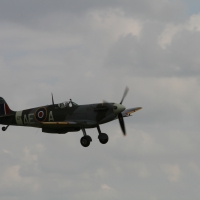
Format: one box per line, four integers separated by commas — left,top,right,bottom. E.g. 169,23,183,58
35,107,47,122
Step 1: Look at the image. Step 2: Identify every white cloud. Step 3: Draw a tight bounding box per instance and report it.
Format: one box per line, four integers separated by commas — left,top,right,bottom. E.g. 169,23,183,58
159,13,200,49
158,24,182,48
89,8,142,41
22,146,38,164
0,165,39,194
101,184,113,190
187,13,200,31
2,149,12,155
133,162,151,178
162,164,182,182
1,165,21,187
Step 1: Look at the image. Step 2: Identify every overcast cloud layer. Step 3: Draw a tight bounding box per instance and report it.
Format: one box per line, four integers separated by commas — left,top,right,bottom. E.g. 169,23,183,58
0,0,200,200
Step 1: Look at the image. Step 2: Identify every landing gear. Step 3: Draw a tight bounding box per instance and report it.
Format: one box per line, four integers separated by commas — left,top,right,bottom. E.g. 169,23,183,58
80,128,92,147
98,133,109,144
2,125,9,131
79,126,109,147
97,125,109,144
80,136,91,147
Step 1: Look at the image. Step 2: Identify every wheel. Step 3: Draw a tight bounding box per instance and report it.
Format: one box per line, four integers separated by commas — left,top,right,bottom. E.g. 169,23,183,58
2,127,6,131
99,137,108,144
98,133,109,144
85,135,92,142
80,136,91,147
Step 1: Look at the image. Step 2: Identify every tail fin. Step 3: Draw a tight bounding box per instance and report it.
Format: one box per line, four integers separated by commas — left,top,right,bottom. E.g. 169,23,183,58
0,97,13,116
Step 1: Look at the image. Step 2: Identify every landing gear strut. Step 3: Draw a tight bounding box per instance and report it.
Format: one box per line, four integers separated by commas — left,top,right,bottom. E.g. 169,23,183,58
97,125,109,144
80,128,92,147
2,125,9,131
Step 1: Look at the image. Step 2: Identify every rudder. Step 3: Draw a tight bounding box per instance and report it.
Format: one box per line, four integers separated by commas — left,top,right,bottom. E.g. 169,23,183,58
0,97,12,116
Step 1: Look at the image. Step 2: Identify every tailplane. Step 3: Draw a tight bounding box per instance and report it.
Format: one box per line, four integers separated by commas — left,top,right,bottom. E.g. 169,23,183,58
0,97,14,116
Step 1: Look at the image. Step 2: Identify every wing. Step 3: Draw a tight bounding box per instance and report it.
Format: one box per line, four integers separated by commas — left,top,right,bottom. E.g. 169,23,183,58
41,120,96,128
41,120,97,133
42,121,77,125
122,107,142,117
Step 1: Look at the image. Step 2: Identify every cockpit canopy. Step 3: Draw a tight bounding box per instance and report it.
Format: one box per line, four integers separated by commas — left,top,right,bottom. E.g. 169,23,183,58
58,101,78,108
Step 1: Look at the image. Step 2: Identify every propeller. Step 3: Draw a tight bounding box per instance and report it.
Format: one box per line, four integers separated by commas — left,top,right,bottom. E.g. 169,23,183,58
118,87,129,136
102,100,108,106
51,93,54,105
120,86,129,104
118,113,126,136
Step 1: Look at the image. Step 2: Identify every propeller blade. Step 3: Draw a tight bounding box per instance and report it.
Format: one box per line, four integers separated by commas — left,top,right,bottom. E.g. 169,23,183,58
51,93,54,105
102,100,108,104
120,86,129,104
118,113,126,136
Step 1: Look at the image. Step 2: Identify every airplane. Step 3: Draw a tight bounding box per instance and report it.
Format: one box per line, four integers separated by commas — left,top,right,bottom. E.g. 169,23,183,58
0,88,142,147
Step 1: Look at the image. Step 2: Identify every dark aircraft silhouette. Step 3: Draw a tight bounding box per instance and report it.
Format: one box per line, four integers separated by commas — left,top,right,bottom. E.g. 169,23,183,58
0,88,142,147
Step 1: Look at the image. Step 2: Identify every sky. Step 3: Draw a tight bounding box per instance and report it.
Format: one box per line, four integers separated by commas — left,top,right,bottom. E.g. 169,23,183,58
0,0,200,199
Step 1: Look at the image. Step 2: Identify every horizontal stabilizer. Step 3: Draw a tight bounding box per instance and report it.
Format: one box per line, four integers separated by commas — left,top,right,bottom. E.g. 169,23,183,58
0,114,15,118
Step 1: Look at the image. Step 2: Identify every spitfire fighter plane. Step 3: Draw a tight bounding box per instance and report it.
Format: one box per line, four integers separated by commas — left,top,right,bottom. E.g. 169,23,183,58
0,88,142,147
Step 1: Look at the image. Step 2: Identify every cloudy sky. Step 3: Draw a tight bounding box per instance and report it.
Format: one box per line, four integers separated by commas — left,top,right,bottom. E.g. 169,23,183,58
1,0,200,199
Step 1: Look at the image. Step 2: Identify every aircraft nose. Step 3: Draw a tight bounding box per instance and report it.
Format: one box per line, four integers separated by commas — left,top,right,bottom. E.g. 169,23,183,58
113,103,126,114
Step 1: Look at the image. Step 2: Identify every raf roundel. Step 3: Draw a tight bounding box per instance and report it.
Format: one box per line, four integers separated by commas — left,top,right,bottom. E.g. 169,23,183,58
38,111,44,118
35,107,47,122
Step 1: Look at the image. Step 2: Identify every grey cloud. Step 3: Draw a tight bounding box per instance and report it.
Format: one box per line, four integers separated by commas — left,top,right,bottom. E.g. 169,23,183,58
105,21,200,77
0,0,187,27
168,29,200,76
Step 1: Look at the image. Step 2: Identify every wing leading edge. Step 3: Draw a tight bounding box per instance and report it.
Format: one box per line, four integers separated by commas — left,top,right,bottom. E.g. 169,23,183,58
122,107,142,117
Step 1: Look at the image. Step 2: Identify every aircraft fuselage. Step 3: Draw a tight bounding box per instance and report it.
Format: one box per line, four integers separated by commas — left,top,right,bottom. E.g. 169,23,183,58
0,103,120,131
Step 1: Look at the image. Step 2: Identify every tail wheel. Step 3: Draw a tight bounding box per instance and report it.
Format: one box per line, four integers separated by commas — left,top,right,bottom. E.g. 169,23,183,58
80,136,91,147
2,125,9,131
